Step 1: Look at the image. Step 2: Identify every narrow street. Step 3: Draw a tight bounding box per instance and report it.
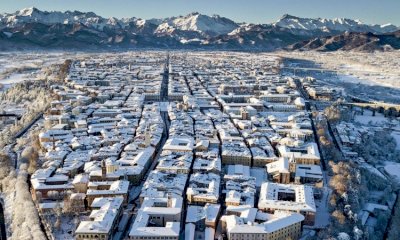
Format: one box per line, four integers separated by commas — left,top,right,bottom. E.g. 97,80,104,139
0,200,6,240
120,54,170,239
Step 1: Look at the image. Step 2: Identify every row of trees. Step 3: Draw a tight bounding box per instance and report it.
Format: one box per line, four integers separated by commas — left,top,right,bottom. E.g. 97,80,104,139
20,146,40,175
313,111,342,163
1,164,46,240
0,153,12,181
327,161,362,237
313,159,387,240
312,112,364,239
0,143,44,239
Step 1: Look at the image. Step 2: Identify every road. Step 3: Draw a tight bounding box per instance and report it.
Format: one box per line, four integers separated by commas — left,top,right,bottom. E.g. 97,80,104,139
14,113,43,139
0,114,21,120
160,53,169,102
0,199,6,240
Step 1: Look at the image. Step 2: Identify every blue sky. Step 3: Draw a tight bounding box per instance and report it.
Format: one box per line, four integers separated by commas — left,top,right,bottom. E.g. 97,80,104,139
1,0,399,25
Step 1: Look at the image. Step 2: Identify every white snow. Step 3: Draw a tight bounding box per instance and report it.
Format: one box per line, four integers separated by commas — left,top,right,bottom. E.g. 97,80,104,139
180,38,202,44
2,7,122,30
273,15,398,33
2,7,241,36
337,74,380,87
280,51,400,89
250,167,267,188
361,163,388,180
383,162,400,183
0,73,30,91
354,110,388,125
1,73,29,84
2,32,12,38
52,215,82,240
0,52,73,91
155,13,238,36
313,187,330,228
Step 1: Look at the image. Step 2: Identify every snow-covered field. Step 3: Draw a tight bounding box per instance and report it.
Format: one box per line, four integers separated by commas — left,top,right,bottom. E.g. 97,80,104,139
354,110,388,125
0,52,85,90
338,63,400,88
337,74,384,87
0,73,32,90
279,51,400,88
361,162,388,180
383,162,400,183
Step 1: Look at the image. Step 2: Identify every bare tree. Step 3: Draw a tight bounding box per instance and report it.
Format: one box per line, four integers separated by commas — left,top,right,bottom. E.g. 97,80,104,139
10,164,46,240
332,210,346,225
20,146,40,174
0,152,12,180
330,175,348,195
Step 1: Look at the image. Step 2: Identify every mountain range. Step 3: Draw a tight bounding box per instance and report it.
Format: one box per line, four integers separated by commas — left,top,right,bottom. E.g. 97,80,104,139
0,7,399,51
287,31,400,52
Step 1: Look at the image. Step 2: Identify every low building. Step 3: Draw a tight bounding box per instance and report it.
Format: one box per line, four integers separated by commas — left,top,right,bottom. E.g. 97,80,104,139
185,204,221,240
187,172,220,205
223,165,257,207
129,196,183,240
277,142,320,165
221,141,252,166
258,182,316,225
86,180,129,205
295,164,323,184
221,204,304,240
163,137,194,152
193,149,221,173
140,170,188,203
76,197,124,240
156,151,193,174
266,158,292,184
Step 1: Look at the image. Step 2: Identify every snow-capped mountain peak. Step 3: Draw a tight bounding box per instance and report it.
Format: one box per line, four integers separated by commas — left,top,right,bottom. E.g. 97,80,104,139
155,12,239,36
354,19,364,25
1,7,120,30
279,14,300,20
273,14,398,34
16,7,39,16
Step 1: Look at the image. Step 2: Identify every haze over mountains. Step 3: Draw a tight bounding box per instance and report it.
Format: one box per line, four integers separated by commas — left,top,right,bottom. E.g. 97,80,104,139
0,7,399,51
